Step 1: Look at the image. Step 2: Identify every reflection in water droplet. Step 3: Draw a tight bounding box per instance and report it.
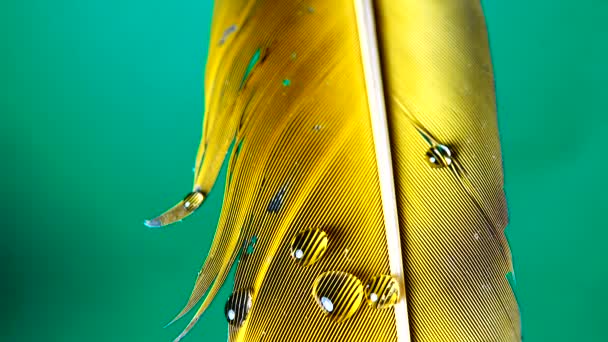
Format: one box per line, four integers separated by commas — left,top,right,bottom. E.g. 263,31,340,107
183,191,205,212
224,290,252,326
312,271,363,322
267,184,288,213
313,124,322,132
295,249,304,259
282,79,291,87
321,297,334,312
364,275,400,309
426,144,453,168
289,229,328,266
218,24,237,45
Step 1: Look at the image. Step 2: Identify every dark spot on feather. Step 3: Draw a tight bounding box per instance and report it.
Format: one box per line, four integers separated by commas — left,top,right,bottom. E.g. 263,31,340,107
267,183,288,213
218,24,237,46
259,48,269,63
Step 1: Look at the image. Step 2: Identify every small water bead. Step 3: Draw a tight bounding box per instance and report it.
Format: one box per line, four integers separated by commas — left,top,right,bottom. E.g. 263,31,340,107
182,191,205,212
289,228,328,267
426,144,453,168
364,275,400,309
224,290,253,326
312,271,363,322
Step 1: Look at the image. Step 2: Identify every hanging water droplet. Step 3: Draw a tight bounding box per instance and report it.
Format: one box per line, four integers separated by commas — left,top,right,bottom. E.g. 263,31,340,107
426,144,453,168
289,228,328,267
224,290,252,326
183,191,205,212
364,275,400,309
312,271,363,322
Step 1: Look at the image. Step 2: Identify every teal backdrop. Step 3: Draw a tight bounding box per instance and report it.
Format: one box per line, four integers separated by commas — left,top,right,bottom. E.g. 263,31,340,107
1,1,606,341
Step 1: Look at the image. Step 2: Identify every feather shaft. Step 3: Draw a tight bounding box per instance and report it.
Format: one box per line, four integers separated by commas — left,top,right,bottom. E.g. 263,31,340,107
353,0,411,341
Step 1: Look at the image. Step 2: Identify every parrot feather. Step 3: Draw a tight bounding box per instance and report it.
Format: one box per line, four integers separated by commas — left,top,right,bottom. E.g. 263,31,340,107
146,0,521,341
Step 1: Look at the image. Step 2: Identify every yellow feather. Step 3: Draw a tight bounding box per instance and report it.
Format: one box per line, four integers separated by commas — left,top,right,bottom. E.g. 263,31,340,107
146,0,521,341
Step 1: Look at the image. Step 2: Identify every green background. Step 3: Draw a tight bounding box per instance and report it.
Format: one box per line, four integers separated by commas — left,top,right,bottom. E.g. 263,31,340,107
1,1,606,341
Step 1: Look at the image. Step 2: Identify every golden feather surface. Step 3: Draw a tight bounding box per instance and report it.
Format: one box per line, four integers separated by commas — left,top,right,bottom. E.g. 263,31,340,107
376,0,521,340
146,0,521,341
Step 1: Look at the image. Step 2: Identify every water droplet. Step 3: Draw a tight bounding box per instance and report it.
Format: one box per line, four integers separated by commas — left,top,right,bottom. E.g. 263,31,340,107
290,52,297,60
282,79,291,87
364,275,400,309
224,290,252,326
218,24,237,45
312,271,363,322
289,228,328,266
473,232,480,240
426,144,453,168
313,124,322,132
307,6,315,13
267,183,288,212
183,191,205,212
